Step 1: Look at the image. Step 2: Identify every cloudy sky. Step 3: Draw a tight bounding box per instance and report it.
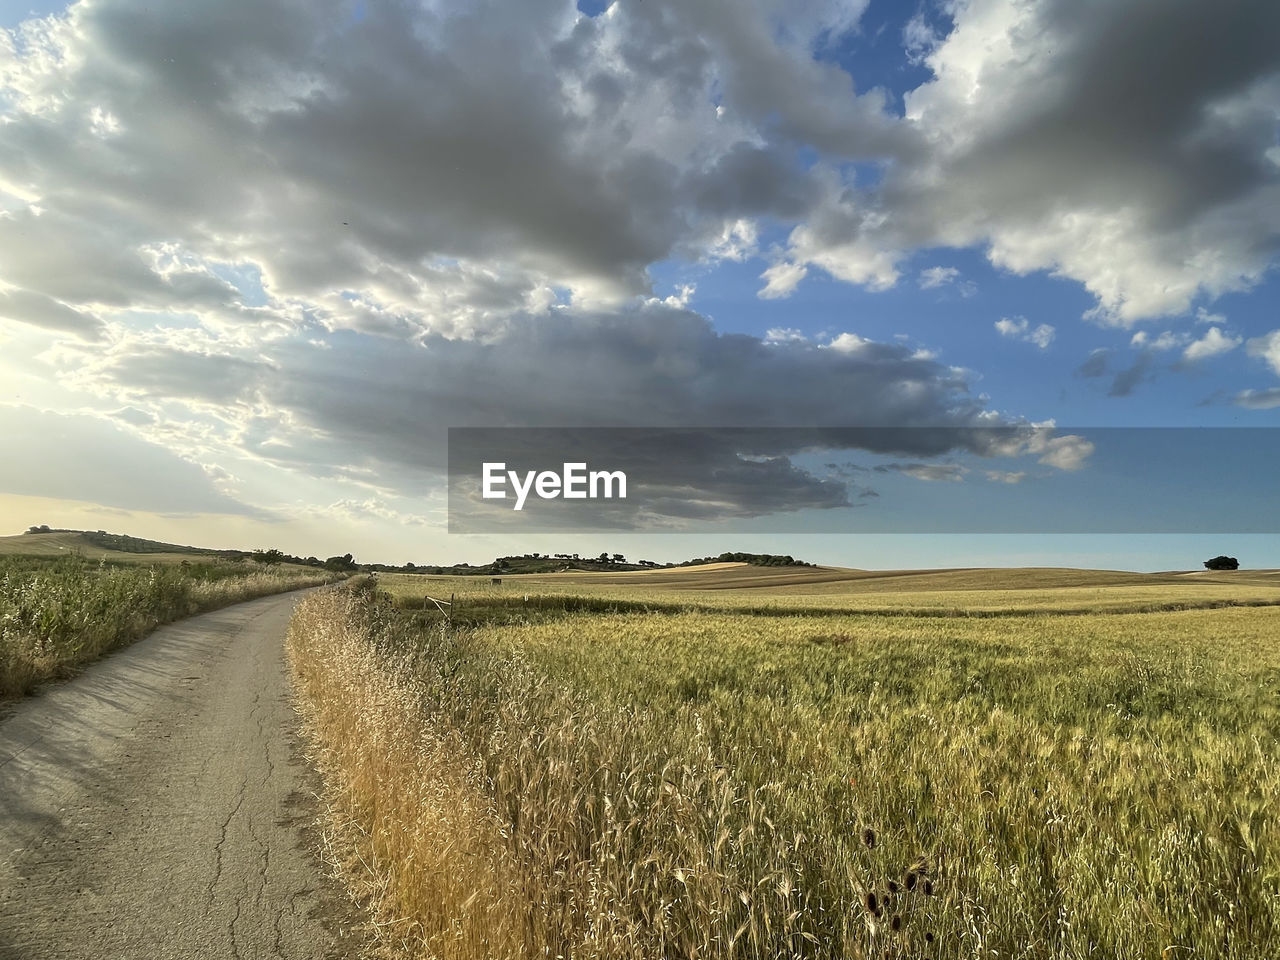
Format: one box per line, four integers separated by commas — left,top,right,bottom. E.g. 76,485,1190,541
2,0,1278,569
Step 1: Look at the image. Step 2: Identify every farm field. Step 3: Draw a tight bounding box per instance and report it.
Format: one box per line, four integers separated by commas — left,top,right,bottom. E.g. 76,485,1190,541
288,565,1280,959
379,562,1280,616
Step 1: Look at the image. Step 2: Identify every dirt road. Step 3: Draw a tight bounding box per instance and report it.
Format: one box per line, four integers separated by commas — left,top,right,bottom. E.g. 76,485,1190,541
0,590,366,960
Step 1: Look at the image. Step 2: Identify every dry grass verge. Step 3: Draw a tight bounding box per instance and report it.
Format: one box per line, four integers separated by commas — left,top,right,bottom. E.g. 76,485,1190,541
287,585,527,959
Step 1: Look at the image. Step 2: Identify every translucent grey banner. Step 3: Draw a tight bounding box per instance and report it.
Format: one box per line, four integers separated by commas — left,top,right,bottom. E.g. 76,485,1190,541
447,427,1280,533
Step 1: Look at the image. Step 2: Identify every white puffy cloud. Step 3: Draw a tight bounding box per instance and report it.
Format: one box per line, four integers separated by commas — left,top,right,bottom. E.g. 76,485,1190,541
772,177,903,294
982,424,1094,471
919,266,959,289
1130,330,1187,351
902,12,941,65
1234,388,1280,410
1247,330,1280,375
902,0,1280,325
768,0,1280,324
1182,326,1241,363
1196,308,1227,325
918,265,977,296
995,316,1055,349
757,260,808,299
824,332,875,355
1034,435,1094,471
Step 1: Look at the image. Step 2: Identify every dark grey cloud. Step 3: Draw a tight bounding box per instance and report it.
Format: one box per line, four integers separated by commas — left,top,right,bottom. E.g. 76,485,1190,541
4,0,1276,341
0,287,104,340
1,0,875,332
0,208,243,313
68,303,989,480
62,302,1096,523
100,347,269,405
1076,348,1110,378
648,0,915,160
1109,353,1155,397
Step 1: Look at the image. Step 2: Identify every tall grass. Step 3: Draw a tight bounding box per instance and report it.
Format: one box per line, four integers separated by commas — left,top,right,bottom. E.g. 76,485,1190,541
1,555,337,697
288,586,1280,959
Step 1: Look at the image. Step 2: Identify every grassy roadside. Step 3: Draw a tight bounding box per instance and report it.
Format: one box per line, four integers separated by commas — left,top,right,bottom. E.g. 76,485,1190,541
288,581,528,958
1,554,341,699
287,581,1280,960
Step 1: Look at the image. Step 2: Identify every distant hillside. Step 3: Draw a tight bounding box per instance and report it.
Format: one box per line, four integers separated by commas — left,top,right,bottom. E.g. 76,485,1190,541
6,528,366,572
39,527,241,556
4,528,247,562
385,551,817,577
671,552,815,568
4,530,818,575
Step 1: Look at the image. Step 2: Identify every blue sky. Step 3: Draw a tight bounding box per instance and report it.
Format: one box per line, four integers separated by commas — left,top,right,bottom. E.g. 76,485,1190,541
0,1,61,24
654,240,1280,429
1,0,1278,569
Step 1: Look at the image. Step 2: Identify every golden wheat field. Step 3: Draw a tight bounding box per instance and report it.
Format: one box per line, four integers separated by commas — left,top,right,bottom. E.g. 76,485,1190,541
287,565,1280,960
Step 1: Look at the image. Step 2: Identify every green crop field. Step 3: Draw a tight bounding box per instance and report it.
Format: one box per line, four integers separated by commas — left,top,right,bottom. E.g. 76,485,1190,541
287,565,1280,959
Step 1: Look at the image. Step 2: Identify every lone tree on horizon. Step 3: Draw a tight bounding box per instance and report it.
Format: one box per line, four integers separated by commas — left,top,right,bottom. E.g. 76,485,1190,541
1203,555,1240,571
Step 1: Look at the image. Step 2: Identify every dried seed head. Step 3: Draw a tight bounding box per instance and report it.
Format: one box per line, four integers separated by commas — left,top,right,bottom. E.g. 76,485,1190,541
923,879,935,896
905,871,918,891
863,828,876,849
887,880,900,894
890,914,902,932
925,931,936,943
865,891,878,912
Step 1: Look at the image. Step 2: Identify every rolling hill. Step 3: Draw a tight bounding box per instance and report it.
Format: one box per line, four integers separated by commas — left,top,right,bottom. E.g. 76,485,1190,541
0,529,244,564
